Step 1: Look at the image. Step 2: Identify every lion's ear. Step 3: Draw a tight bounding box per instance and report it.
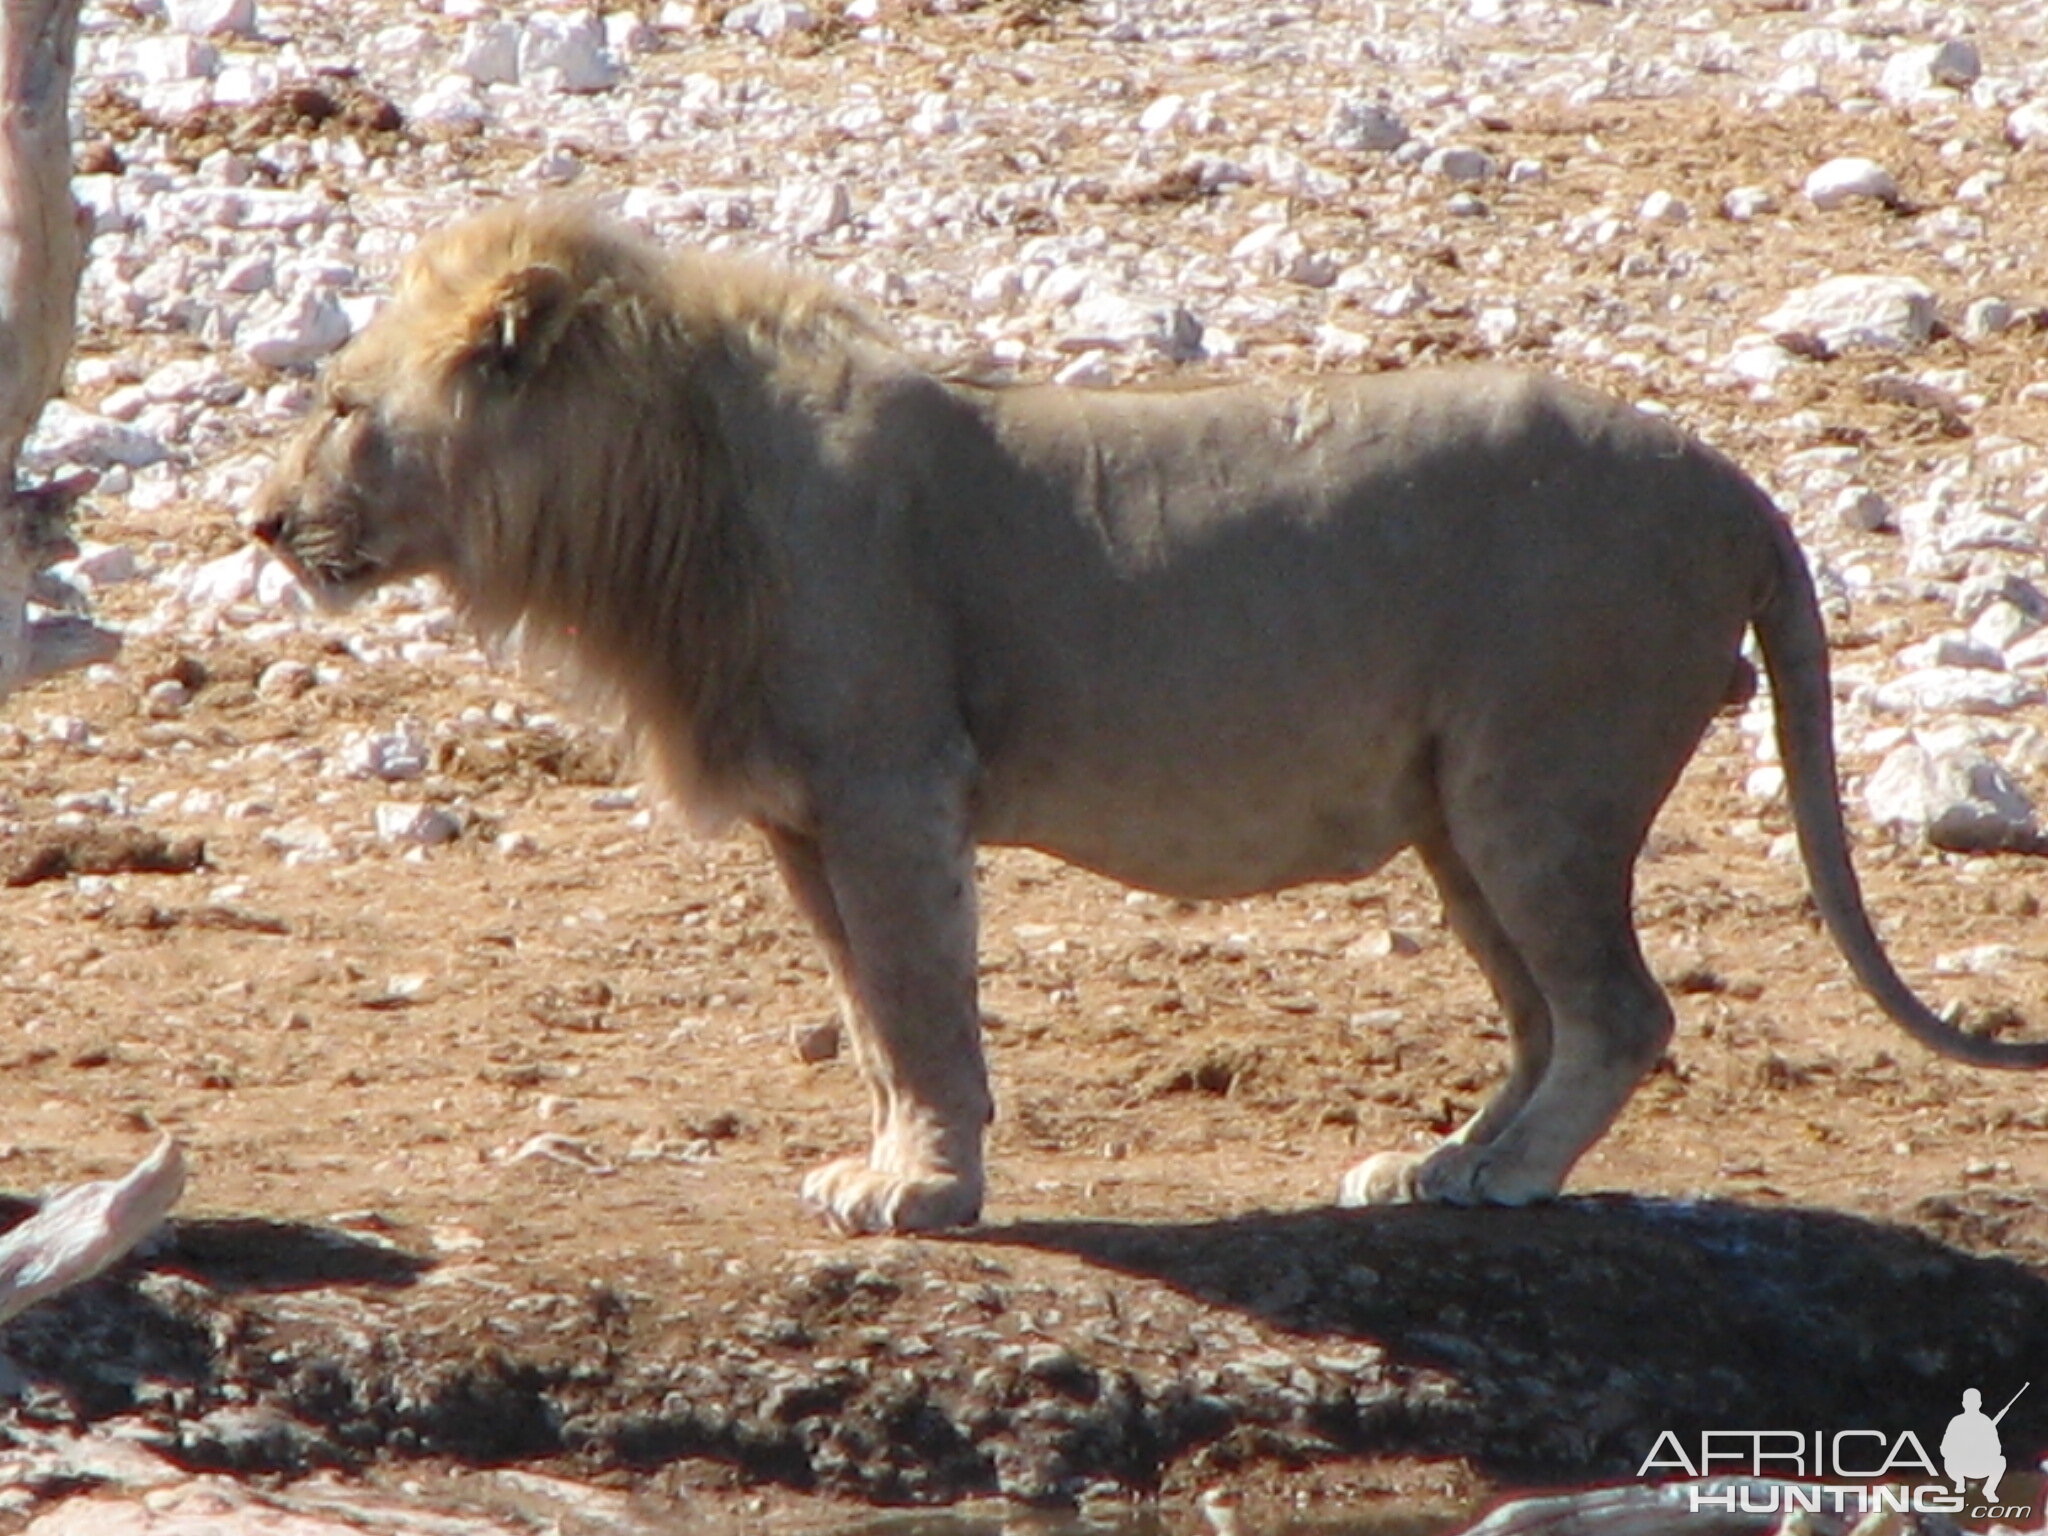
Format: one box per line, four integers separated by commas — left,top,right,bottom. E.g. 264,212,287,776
455,263,579,387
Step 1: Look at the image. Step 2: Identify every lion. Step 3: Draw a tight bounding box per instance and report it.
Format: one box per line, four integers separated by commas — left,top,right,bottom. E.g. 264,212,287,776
252,199,2048,1235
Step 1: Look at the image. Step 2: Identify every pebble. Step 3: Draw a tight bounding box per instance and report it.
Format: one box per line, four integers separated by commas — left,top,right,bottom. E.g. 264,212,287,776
1876,39,1981,104
164,0,256,40
1865,738,2039,852
1758,274,1936,353
1327,99,1408,152
455,19,523,86
1802,156,1901,211
1720,185,1777,221
242,288,352,370
722,0,816,38
1422,145,1496,183
373,802,463,846
342,721,432,782
2004,98,2048,149
1868,667,2044,718
519,12,621,93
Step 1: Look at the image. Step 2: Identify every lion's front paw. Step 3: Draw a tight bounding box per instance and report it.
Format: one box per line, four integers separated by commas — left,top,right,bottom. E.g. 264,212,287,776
1337,1143,1558,1208
1337,1150,1429,1207
800,1156,984,1235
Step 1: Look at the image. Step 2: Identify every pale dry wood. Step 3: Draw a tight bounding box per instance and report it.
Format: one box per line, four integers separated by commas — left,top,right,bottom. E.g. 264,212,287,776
0,1138,186,1326
0,0,111,697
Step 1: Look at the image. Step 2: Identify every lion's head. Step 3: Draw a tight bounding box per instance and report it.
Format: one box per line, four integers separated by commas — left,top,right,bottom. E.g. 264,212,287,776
251,199,871,808
252,200,682,611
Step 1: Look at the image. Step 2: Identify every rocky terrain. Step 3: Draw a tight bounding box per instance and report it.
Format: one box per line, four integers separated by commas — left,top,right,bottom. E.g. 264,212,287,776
2,0,2048,1531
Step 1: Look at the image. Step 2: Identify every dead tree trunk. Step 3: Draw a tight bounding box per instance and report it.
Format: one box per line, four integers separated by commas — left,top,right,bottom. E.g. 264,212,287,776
0,0,111,696
0,0,174,1328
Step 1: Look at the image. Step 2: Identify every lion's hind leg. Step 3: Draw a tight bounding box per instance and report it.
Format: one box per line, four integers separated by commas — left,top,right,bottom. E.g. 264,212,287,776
763,798,992,1236
1339,804,1675,1208
1338,830,1554,1205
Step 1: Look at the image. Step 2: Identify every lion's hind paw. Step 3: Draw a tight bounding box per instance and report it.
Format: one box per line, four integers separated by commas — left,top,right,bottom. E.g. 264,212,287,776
800,1157,983,1235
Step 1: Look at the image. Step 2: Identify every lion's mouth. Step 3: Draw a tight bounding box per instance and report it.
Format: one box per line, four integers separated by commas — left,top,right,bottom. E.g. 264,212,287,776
249,509,383,611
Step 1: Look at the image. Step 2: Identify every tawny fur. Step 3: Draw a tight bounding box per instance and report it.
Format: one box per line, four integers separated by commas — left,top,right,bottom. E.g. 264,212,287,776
255,198,2048,1236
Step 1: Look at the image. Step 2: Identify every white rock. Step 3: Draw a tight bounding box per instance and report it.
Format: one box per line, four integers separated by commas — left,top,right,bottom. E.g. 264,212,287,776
25,401,169,470
722,0,816,38
375,802,463,846
1868,666,2044,717
1327,99,1408,152
1638,189,1690,225
1938,509,2037,557
254,556,307,611
1759,274,1936,353
1422,145,1496,183
1897,631,2005,672
1372,279,1430,319
1961,297,2015,340
1877,40,1980,103
1971,600,2042,655
144,679,191,718
183,546,267,607
1721,185,1778,221
2005,99,2048,149
1063,292,1203,361
1138,94,1186,135
1958,572,2048,628
166,0,254,36
411,76,490,133
2007,630,2048,673
1803,156,1901,210
1834,487,1893,531
520,12,621,92
256,659,315,700
343,721,432,782
263,820,343,864
455,19,522,84
773,179,851,240
1864,739,2039,853
242,288,352,370
59,543,140,589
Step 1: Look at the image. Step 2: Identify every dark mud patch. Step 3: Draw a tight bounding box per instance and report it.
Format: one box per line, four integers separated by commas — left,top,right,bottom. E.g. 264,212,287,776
1,1199,2041,1514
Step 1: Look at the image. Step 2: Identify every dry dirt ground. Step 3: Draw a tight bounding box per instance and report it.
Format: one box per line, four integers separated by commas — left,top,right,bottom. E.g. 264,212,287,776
4,1,2048,1532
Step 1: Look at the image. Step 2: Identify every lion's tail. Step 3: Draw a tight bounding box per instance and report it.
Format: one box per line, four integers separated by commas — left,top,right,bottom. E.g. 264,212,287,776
1753,500,2048,1069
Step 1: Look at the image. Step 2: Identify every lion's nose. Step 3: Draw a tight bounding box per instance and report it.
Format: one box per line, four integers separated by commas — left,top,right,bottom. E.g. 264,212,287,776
248,506,286,547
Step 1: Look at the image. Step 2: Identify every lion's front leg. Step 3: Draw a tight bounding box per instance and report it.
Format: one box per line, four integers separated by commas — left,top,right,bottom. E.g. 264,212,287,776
763,791,990,1235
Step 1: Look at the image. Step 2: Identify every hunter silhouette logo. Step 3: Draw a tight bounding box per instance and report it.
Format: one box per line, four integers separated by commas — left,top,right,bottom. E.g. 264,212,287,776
1943,1383,2027,1502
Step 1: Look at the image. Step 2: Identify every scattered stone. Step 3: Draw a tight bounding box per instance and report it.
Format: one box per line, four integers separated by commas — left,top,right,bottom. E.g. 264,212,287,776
1422,145,1495,182
1960,297,2015,340
1803,156,1901,211
1759,274,1936,353
1877,39,1981,103
791,1020,843,1063
454,19,522,86
1868,667,2044,718
1864,738,2042,853
1327,99,1408,152
1637,189,1689,226
721,0,816,38
2003,97,2048,148
242,287,352,370
342,721,432,782
1720,185,1777,221
164,0,257,38
519,11,621,93
373,802,463,846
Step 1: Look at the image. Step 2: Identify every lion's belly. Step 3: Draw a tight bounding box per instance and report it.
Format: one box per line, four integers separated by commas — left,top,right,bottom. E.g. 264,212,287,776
970,714,1433,899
